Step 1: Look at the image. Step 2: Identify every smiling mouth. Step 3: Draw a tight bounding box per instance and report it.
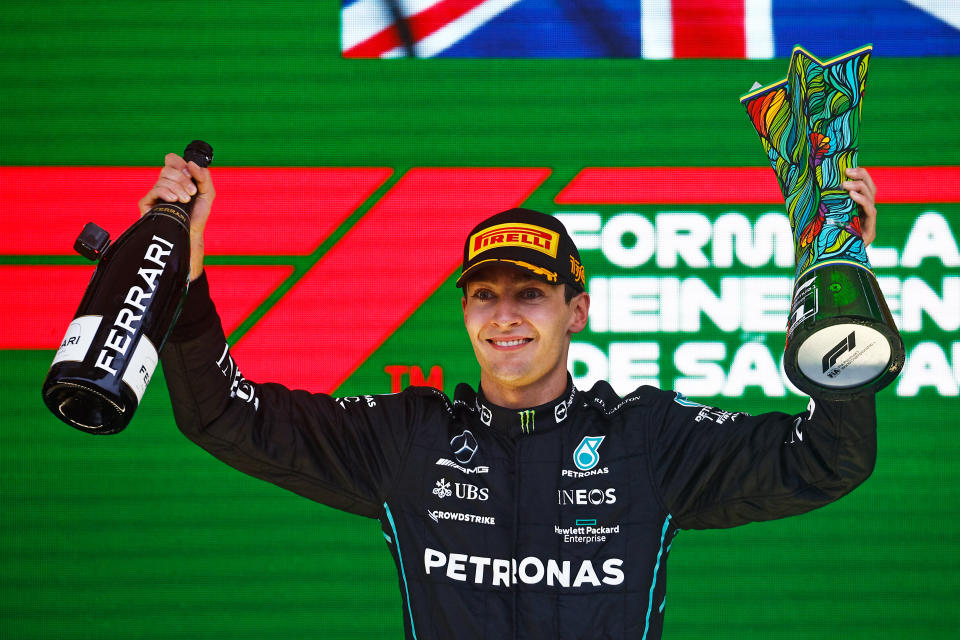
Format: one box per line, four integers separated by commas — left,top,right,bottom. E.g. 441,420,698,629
488,337,533,348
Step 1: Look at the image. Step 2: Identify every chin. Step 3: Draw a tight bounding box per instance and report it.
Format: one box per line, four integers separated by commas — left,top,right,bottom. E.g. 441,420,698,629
484,363,534,386
494,365,551,390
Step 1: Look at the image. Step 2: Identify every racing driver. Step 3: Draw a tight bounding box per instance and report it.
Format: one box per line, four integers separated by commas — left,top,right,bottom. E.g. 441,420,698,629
151,153,880,639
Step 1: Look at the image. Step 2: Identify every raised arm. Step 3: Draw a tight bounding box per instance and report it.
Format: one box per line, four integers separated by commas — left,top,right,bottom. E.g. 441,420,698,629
146,155,429,517
650,167,881,529
648,392,876,530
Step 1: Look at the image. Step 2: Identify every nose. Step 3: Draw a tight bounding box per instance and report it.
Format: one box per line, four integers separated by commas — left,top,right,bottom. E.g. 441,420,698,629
491,296,522,328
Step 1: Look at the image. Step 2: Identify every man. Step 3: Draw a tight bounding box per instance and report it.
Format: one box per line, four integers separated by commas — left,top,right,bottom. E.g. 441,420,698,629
150,154,879,639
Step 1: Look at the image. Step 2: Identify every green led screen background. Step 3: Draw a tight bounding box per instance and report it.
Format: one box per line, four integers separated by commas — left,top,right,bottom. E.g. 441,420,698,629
2,2,957,638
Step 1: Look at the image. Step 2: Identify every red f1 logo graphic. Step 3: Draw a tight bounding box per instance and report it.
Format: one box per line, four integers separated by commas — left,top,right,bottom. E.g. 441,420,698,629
3,165,957,393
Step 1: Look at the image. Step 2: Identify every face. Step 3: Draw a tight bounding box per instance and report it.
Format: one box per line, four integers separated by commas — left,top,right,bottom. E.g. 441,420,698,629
461,264,589,406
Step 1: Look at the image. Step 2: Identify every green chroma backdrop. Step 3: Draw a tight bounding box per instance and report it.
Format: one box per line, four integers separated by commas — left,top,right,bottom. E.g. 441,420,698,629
2,2,957,638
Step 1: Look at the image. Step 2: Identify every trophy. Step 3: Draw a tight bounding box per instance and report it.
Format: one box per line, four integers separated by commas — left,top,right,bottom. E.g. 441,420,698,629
741,45,904,400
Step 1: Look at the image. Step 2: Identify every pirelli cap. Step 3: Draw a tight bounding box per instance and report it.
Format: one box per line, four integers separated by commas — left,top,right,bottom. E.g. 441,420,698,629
456,208,586,292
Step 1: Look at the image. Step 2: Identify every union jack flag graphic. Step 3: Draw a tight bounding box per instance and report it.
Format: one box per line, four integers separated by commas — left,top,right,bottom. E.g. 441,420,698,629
342,0,960,58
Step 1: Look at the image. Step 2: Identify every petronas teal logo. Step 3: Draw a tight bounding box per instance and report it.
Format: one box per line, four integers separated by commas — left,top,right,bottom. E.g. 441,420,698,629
518,409,535,433
574,436,605,471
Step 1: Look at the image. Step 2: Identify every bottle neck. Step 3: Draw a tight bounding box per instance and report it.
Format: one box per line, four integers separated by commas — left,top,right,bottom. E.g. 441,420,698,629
145,202,191,231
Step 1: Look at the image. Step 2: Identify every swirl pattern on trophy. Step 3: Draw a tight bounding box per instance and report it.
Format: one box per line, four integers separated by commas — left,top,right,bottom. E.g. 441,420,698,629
742,45,873,280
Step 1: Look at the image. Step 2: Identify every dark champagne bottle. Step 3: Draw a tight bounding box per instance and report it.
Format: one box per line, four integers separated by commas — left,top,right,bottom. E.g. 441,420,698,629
42,140,213,434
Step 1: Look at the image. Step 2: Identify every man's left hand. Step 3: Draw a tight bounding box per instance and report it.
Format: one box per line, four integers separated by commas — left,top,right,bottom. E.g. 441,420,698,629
842,167,877,246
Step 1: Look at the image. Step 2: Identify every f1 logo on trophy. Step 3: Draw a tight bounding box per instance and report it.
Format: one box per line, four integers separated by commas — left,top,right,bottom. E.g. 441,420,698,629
741,45,904,400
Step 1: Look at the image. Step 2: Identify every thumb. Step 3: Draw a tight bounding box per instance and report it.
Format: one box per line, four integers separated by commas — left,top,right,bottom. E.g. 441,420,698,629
184,161,215,234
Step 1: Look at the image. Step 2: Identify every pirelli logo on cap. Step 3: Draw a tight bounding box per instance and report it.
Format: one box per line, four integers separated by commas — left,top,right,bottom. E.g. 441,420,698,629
468,223,560,260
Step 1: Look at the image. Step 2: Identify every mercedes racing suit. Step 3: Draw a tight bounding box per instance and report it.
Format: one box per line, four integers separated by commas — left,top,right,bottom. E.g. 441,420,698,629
160,274,877,640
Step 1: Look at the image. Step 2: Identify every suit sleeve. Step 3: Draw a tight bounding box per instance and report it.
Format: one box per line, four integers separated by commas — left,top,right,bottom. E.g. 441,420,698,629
647,390,877,530
159,273,425,518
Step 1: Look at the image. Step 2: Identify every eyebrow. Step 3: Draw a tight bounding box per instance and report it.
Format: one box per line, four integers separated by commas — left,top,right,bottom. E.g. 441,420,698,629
468,275,543,288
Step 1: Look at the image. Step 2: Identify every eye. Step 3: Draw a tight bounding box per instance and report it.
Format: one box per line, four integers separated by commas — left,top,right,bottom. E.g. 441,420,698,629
472,288,495,301
519,287,545,300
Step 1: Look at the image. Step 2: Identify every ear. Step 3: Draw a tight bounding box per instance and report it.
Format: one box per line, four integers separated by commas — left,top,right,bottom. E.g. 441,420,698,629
567,292,590,334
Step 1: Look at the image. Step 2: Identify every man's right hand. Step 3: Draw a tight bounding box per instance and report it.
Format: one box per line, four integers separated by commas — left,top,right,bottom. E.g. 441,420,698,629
138,153,216,281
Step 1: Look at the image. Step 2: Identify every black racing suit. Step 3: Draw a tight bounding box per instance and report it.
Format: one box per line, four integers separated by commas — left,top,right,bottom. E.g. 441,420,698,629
161,274,877,640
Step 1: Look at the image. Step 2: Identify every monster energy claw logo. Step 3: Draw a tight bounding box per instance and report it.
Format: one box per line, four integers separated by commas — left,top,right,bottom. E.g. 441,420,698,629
573,436,605,471
519,409,535,433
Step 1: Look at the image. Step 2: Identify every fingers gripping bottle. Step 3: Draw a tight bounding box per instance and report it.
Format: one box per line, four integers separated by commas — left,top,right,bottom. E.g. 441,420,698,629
42,141,213,434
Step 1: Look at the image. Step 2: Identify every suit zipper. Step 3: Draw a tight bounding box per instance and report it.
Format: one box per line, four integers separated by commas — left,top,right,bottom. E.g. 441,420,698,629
512,437,521,640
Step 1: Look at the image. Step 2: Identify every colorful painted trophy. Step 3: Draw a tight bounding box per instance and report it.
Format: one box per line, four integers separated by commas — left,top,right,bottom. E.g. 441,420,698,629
741,45,904,399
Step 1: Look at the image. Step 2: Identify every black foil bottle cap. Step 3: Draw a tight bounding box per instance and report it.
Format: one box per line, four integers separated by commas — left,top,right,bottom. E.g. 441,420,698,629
183,140,213,168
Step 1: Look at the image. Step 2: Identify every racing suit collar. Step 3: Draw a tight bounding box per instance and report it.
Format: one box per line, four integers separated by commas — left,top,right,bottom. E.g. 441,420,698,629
454,376,579,437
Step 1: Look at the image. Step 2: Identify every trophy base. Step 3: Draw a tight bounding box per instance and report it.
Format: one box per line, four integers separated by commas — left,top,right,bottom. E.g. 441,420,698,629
792,321,894,398
784,262,905,400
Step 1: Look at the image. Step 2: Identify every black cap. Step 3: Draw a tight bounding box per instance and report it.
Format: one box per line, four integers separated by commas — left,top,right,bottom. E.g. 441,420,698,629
455,208,585,292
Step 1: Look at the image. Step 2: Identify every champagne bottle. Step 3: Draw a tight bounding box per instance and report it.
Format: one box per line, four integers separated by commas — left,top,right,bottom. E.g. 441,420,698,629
42,140,213,434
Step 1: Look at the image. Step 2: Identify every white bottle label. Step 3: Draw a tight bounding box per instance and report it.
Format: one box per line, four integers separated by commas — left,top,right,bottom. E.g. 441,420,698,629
52,315,102,365
122,335,158,404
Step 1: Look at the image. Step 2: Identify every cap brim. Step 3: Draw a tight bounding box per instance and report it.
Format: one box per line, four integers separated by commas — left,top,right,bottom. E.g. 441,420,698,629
455,258,561,288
